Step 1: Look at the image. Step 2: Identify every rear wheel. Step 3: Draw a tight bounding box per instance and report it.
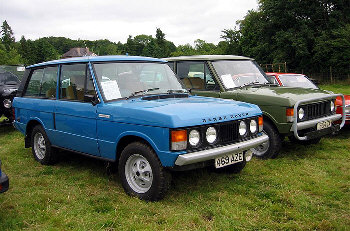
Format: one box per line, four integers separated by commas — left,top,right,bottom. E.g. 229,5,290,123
31,125,58,165
252,120,281,159
118,142,171,201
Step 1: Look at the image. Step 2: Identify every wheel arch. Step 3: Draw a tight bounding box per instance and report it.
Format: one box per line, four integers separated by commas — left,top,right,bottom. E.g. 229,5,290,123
24,119,45,148
262,111,279,132
115,133,159,164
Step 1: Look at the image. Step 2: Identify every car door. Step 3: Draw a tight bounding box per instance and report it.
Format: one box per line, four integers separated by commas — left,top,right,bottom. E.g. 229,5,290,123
54,63,99,156
176,61,221,98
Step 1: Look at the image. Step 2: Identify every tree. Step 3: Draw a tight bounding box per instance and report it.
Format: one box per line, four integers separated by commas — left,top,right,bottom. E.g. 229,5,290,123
33,38,60,63
222,0,350,74
1,20,15,51
220,28,242,55
0,40,22,65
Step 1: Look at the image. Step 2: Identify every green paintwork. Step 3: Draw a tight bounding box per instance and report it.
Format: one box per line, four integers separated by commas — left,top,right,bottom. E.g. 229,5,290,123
167,55,337,136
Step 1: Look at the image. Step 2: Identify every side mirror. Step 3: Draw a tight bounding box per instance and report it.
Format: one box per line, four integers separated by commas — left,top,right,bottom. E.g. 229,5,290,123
84,94,99,106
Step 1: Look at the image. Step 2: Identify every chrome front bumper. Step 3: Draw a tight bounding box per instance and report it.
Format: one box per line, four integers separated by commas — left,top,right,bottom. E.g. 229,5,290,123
291,94,346,140
174,134,269,166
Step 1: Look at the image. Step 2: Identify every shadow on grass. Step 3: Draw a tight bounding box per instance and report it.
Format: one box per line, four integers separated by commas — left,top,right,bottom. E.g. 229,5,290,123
56,150,114,176
56,149,230,200
274,125,349,161
0,123,16,137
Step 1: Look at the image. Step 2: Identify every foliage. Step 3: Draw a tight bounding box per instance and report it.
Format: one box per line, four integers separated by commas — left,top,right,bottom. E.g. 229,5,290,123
1,20,15,51
227,0,350,74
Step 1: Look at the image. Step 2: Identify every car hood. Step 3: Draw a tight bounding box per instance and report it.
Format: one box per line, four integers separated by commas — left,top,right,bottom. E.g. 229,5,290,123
228,86,335,107
99,95,262,128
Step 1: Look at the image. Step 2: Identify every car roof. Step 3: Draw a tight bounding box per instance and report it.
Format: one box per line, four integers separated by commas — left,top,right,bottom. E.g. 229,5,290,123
27,55,166,68
164,55,252,61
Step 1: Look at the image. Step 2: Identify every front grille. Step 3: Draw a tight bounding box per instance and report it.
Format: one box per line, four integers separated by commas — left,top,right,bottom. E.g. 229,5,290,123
184,117,259,152
306,102,328,119
218,122,239,144
299,101,332,122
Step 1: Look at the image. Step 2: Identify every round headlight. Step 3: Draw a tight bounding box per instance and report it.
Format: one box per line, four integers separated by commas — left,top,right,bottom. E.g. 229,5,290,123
249,120,257,134
298,108,305,120
206,127,217,144
189,129,200,146
330,101,335,112
3,99,12,109
239,121,247,136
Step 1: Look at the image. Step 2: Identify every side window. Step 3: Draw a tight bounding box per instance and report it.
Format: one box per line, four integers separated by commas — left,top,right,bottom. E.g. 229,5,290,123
86,69,95,96
266,75,278,85
24,66,58,98
41,67,58,98
166,62,174,71
60,64,95,101
25,69,43,96
177,61,218,90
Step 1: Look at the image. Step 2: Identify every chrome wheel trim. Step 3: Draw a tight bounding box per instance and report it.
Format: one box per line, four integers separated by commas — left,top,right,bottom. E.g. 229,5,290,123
125,154,153,193
33,132,46,160
252,140,270,156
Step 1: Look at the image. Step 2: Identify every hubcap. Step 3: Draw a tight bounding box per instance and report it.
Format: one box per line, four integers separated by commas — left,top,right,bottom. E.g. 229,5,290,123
33,132,46,159
252,140,270,156
125,154,153,193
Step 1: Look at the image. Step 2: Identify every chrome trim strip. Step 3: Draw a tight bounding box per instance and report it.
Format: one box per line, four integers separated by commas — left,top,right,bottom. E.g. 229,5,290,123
175,134,269,166
292,94,345,140
98,114,110,119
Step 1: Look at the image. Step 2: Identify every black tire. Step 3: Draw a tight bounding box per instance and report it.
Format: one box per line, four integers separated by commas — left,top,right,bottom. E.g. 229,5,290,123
288,136,321,145
213,154,247,174
31,125,58,165
118,142,171,201
252,120,281,159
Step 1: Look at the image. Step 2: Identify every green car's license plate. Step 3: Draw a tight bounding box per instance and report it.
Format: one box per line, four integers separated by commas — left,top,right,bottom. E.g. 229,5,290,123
215,152,244,168
317,120,331,130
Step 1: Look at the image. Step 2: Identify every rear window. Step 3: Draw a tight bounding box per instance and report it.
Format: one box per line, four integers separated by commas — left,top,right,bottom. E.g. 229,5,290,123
24,66,58,99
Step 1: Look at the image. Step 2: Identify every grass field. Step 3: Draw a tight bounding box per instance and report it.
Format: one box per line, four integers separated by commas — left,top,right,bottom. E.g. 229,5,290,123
320,83,350,95
0,84,349,230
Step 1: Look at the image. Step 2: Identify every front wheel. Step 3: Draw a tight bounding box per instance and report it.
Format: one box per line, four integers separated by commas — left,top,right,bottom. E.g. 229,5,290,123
118,142,171,201
252,120,281,159
31,125,58,165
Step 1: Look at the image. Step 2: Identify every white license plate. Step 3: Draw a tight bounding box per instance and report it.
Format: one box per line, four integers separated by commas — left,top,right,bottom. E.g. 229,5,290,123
215,152,244,168
317,120,331,130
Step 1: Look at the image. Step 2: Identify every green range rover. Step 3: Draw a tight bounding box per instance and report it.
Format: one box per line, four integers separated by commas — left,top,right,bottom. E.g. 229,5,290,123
165,55,346,159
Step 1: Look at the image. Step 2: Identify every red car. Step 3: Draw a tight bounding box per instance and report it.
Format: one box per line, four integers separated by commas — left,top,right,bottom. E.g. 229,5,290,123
266,72,350,125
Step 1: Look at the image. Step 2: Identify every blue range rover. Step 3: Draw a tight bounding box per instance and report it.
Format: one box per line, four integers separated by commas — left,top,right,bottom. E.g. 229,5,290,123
0,160,9,193
13,56,268,201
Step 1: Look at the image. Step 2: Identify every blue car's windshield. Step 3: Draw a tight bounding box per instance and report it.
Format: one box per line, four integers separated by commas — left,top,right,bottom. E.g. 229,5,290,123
93,62,186,101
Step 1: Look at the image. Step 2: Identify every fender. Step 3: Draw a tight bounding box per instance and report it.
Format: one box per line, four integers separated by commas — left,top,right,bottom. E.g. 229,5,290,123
115,131,161,156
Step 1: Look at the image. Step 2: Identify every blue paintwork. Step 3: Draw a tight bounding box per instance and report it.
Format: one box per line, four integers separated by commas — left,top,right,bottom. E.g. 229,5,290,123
13,56,263,167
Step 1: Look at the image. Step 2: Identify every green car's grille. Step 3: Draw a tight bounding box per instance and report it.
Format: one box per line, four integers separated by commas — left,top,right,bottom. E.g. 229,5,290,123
299,101,333,122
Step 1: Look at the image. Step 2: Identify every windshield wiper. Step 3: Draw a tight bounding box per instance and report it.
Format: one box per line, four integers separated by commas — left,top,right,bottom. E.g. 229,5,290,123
263,82,279,86
239,81,261,88
128,88,160,98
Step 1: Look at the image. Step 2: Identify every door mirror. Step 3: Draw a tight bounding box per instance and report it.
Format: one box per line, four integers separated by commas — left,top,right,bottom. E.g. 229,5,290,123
84,94,99,106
